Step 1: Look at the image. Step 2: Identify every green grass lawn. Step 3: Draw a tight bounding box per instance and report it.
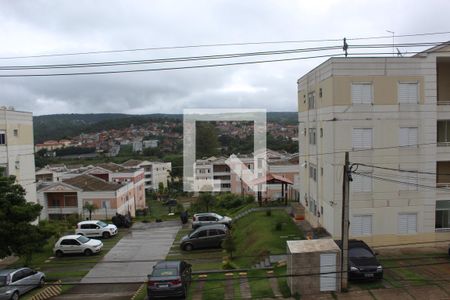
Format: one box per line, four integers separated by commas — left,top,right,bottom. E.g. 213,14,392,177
15,229,129,299
231,210,304,267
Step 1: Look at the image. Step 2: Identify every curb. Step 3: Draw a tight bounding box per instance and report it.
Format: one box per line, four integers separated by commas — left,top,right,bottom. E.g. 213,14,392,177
31,280,62,300
131,283,145,300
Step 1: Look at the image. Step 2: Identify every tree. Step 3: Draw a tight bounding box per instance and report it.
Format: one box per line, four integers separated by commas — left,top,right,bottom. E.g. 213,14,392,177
0,175,52,265
196,122,219,159
197,192,215,212
83,202,98,220
222,233,236,259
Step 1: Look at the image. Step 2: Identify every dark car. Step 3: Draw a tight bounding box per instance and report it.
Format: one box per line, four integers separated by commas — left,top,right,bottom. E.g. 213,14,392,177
162,199,178,207
147,261,191,299
180,224,229,251
336,240,383,280
192,212,232,229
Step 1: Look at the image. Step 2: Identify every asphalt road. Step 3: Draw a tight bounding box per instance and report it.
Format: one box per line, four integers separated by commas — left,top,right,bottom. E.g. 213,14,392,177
53,221,181,300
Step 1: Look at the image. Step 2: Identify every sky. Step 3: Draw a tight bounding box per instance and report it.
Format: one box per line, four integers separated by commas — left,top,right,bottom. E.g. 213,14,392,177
0,0,449,116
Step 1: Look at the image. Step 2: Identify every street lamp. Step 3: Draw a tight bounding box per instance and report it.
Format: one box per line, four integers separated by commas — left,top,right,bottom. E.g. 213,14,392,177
386,30,395,57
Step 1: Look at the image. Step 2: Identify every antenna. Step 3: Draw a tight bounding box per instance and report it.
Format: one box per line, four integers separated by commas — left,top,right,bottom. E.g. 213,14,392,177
396,47,403,57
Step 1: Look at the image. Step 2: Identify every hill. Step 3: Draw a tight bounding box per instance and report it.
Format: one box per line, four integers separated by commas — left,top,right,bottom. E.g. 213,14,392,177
33,112,297,143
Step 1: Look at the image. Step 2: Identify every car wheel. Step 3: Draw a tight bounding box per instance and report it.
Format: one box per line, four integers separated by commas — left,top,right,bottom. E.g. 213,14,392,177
84,249,93,256
102,232,111,239
55,250,63,257
39,277,45,288
10,291,19,300
184,244,193,251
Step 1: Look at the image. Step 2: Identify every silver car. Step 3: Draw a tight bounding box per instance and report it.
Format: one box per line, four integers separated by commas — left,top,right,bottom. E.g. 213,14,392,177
0,268,45,300
192,213,232,229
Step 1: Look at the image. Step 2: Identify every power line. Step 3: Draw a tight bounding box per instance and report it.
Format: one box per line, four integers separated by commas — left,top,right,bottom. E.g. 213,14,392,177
353,171,450,191
353,162,450,176
0,41,442,71
20,259,450,287
1,30,450,60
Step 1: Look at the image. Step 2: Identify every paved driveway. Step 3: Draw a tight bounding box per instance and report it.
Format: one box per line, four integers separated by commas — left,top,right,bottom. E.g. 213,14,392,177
54,221,180,299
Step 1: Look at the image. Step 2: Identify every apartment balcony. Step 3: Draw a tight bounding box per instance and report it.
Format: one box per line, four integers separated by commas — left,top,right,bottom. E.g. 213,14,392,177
47,207,79,214
437,58,450,107
436,161,450,195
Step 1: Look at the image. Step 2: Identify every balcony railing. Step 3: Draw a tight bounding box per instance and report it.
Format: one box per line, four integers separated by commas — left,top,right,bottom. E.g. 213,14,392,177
437,142,450,147
438,101,450,105
436,182,450,188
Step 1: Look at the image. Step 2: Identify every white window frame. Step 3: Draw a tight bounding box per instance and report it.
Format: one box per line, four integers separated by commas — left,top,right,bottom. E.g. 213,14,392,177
398,213,417,234
308,128,316,145
352,128,373,150
352,171,372,192
309,163,317,182
351,82,373,104
398,82,419,104
308,92,316,109
351,215,373,236
399,171,419,191
399,127,418,147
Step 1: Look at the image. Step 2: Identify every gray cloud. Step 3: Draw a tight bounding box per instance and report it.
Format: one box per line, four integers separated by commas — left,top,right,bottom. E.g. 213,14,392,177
0,0,449,115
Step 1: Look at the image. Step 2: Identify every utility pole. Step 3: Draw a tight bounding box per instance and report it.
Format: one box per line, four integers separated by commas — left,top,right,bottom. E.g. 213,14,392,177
341,152,350,291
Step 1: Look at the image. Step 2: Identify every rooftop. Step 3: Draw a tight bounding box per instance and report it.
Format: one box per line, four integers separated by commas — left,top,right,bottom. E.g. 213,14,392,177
63,174,124,191
287,239,340,253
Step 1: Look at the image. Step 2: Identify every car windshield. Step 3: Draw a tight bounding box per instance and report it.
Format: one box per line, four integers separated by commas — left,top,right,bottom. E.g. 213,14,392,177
0,276,6,287
97,221,108,228
213,213,224,220
349,247,374,258
77,236,90,244
152,268,178,277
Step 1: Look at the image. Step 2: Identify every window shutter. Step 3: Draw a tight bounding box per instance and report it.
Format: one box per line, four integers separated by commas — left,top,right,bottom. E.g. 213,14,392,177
352,83,372,104
399,213,417,234
399,83,418,103
351,215,372,236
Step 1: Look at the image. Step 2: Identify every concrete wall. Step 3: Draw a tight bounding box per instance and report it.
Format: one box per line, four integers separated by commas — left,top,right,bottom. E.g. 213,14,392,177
287,248,341,295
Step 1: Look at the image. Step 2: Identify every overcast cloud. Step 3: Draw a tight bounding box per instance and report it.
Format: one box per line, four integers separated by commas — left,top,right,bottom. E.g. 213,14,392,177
0,0,449,115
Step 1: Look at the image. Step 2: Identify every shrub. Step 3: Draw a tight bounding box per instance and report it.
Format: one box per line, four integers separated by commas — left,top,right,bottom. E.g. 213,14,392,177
266,209,272,217
244,195,255,204
222,233,236,258
275,221,283,231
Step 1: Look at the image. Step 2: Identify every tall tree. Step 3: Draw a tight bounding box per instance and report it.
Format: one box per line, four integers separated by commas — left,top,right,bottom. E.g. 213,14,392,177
196,122,219,159
0,175,52,265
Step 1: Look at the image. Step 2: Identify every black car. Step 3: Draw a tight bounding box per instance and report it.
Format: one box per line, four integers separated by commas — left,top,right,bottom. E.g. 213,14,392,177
336,240,383,280
147,261,191,299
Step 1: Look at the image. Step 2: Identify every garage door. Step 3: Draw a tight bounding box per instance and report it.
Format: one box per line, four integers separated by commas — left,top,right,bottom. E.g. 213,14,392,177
320,253,337,292
351,215,372,236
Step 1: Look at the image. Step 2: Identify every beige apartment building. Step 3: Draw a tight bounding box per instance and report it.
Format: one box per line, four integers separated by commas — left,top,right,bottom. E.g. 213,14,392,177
298,42,450,245
0,107,37,204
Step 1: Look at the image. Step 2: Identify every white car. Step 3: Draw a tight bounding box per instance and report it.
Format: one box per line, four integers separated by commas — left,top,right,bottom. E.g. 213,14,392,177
53,235,103,257
76,220,118,238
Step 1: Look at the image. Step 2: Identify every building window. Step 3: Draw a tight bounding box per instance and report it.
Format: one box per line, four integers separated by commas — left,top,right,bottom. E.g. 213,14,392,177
398,82,419,104
352,172,372,192
308,128,316,145
398,213,417,234
351,215,372,236
308,92,316,109
320,128,323,138
0,131,5,145
352,128,373,149
13,129,18,137
437,120,450,144
308,196,316,215
436,200,450,230
351,83,373,104
309,164,317,181
399,127,418,147
399,171,418,191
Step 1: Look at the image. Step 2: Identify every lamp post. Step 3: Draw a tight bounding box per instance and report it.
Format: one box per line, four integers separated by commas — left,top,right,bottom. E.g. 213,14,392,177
386,30,395,57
